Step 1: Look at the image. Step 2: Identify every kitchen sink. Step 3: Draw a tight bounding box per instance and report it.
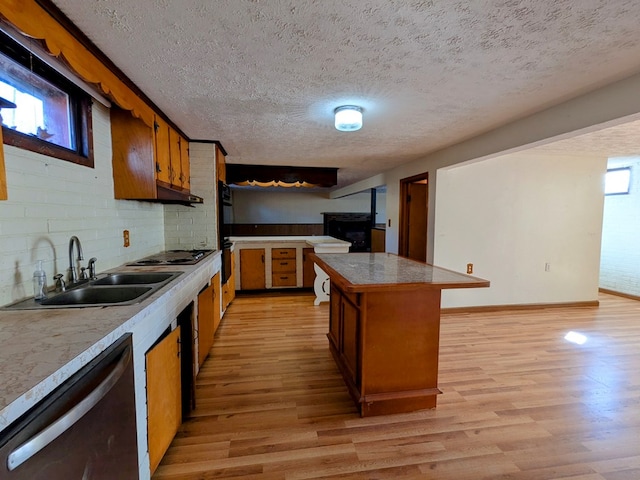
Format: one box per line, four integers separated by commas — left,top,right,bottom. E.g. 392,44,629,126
2,271,183,310
92,272,177,286
39,286,153,305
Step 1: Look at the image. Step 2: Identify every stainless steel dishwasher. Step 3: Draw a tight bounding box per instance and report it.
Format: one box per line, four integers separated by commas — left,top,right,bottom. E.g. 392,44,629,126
0,333,139,479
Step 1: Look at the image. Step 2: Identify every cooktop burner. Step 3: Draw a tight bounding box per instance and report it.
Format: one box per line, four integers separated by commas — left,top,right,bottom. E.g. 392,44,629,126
127,249,214,266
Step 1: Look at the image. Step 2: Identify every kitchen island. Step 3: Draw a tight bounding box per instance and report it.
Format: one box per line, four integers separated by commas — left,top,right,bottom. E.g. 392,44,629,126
310,252,489,417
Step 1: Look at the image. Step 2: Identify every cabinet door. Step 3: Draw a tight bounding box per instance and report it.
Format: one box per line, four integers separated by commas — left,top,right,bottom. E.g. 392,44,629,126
212,272,222,332
169,127,182,187
303,248,315,288
328,283,341,350
341,296,360,385
110,107,156,199
146,326,181,474
240,248,266,290
216,144,226,182
154,115,172,185
197,282,215,367
179,134,190,190
223,251,236,306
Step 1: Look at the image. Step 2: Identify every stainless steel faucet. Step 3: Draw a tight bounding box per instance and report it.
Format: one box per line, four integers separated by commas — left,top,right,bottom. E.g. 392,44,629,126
68,236,84,284
87,257,97,280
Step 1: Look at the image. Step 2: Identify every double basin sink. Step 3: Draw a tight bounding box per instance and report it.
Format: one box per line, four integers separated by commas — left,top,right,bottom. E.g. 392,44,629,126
4,271,183,310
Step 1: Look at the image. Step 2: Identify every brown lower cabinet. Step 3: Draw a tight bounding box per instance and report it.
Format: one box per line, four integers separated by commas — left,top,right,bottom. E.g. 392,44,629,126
240,248,266,289
197,273,220,367
271,248,296,287
222,251,235,309
146,326,182,474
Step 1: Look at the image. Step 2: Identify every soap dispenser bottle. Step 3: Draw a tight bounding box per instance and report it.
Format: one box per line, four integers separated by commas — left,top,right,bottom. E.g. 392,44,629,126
33,260,48,300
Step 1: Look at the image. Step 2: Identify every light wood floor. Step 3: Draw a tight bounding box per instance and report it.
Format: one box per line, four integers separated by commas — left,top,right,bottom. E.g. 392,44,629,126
153,291,640,480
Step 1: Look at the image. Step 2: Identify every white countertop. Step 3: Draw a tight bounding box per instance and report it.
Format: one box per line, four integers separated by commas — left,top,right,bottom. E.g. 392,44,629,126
0,252,220,430
229,235,351,247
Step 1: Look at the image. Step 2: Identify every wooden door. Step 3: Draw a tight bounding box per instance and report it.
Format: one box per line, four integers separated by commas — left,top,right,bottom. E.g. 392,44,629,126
240,248,266,290
212,272,222,332
168,127,182,188
110,107,156,199
197,282,214,367
303,248,315,287
146,326,181,474
216,144,226,182
223,251,236,307
154,115,172,185
179,134,190,190
341,296,360,385
399,174,428,262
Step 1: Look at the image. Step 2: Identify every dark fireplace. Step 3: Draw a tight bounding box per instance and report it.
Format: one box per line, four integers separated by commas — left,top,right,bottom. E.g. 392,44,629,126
323,212,372,252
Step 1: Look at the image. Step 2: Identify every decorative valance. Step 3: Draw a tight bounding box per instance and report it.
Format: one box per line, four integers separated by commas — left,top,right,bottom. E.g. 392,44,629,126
226,164,338,188
0,0,154,127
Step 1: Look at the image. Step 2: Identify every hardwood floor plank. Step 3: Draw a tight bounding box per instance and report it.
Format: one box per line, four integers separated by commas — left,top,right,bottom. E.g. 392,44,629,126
153,292,640,480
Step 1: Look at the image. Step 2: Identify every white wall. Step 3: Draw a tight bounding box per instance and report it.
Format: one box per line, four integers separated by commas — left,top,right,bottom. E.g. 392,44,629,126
435,153,607,308
164,142,219,250
231,188,383,224
600,156,640,296
0,103,165,306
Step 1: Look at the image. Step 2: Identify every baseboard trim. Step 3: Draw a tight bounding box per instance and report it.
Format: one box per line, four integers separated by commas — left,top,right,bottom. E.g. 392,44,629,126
442,300,599,315
598,288,640,302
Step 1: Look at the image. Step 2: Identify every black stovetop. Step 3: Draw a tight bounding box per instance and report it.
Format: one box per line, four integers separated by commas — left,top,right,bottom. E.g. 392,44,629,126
127,249,214,266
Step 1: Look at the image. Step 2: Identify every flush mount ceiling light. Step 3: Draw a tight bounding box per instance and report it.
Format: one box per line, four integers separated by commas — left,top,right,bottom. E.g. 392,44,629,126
334,105,362,132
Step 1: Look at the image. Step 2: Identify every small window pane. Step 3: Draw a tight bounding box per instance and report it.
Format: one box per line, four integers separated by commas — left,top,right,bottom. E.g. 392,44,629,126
0,51,73,150
605,168,631,195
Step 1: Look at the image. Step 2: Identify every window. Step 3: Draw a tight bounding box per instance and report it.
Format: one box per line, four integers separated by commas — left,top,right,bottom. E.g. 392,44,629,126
0,30,93,167
605,167,631,195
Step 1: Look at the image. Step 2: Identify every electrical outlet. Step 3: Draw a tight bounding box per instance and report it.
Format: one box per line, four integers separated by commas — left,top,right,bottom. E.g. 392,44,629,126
466,263,473,274
545,262,550,272
123,230,130,247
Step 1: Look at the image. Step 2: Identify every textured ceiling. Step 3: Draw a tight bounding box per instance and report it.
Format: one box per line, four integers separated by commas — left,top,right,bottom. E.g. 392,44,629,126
48,0,640,187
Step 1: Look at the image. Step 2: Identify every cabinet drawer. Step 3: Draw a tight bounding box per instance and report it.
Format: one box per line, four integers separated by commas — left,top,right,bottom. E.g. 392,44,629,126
272,273,296,287
272,258,296,273
271,248,296,259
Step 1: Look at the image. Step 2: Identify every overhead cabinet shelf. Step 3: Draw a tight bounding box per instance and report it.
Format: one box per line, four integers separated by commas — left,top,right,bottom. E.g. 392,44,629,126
111,105,192,203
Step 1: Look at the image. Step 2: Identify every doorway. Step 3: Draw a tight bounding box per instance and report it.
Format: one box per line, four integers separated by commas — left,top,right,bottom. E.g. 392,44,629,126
399,173,428,262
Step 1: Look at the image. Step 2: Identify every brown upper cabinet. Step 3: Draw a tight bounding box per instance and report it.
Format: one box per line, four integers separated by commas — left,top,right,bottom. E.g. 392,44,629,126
216,144,226,183
110,107,191,200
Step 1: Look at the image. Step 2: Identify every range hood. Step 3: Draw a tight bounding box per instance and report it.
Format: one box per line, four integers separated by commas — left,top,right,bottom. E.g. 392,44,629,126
156,184,204,206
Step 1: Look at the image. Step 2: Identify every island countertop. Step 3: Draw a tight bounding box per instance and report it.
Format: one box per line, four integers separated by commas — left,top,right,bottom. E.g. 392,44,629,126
310,252,490,293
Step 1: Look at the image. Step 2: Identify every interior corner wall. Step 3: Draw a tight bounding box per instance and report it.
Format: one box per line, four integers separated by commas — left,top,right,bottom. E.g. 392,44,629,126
164,142,219,250
599,156,640,296
434,152,607,308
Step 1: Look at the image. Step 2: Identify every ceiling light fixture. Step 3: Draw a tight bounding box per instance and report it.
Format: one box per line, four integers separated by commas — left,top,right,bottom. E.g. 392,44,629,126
334,105,362,132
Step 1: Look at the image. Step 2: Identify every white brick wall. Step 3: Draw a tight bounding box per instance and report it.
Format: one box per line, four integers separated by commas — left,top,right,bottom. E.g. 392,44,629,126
0,102,165,306
600,156,640,296
164,142,219,250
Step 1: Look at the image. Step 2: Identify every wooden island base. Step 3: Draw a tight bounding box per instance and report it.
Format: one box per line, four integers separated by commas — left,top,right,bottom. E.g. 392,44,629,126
328,285,444,416
312,253,489,417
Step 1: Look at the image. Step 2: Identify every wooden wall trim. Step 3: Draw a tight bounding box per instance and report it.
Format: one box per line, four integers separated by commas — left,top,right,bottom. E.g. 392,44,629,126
0,0,155,127
599,288,640,302
442,300,600,315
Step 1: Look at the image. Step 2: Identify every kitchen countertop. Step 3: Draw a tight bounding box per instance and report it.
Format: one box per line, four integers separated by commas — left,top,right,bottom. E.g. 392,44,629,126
0,252,220,430
229,235,350,248
310,252,490,293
